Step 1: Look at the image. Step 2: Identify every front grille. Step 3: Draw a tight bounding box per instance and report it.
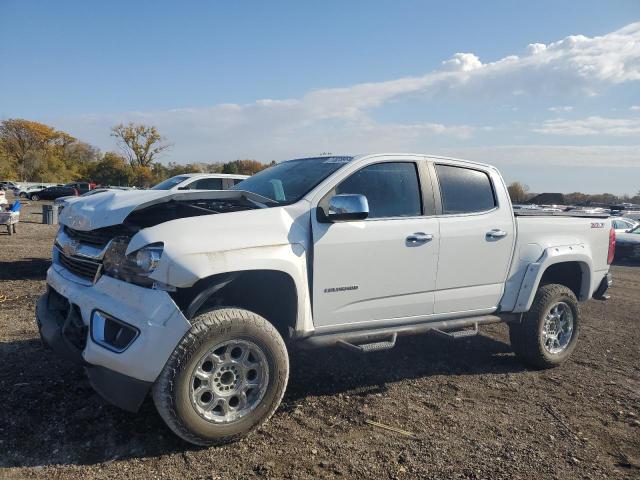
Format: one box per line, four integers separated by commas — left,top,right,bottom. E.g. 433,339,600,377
58,250,102,282
64,226,128,247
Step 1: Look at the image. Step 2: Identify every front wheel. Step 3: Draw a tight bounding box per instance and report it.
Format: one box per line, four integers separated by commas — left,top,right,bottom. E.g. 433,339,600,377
30,194,39,201
509,284,580,369
152,307,289,446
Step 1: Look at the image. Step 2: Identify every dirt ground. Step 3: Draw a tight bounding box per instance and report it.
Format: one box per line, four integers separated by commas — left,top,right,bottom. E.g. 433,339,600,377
1,201,639,479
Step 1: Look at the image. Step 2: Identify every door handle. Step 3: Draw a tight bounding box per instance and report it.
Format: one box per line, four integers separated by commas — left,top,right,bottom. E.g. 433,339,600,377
486,229,507,239
406,232,433,245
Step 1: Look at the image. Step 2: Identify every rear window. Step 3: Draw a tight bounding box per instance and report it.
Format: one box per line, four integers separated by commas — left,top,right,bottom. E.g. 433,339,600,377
435,164,496,214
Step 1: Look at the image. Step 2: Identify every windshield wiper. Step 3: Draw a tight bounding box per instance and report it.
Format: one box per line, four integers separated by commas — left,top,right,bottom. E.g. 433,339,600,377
239,192,280,209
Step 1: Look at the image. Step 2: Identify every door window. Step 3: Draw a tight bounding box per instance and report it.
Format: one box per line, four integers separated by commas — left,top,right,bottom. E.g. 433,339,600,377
435,164,496,214
187,178,224,190
334,162,422,219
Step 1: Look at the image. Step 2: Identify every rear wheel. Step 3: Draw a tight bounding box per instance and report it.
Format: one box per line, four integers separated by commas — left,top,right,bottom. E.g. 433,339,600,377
152,307,289,446
509,284,580,368
19,192,27,198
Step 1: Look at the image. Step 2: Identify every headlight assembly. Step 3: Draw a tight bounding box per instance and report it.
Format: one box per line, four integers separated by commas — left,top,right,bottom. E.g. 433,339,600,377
103,237,164,287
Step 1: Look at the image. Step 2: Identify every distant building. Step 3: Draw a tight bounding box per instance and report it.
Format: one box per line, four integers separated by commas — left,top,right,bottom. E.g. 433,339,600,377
526,193,565,205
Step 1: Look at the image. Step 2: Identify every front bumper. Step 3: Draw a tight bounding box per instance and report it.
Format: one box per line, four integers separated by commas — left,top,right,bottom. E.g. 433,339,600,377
36,265,191,411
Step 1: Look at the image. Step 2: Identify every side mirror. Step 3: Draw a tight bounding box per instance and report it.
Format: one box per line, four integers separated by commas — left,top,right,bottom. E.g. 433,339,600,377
326,194,369,222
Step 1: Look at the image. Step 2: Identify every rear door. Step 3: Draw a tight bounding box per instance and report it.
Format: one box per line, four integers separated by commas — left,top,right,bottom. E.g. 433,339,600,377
311,158,440,329
432,162,515,314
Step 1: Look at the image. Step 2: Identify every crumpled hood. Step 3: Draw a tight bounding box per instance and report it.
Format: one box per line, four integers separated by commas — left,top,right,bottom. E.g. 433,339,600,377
59,189,274,231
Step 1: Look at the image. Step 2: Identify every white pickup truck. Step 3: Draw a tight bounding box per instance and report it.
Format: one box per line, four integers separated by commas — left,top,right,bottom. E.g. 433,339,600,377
37,154,614,445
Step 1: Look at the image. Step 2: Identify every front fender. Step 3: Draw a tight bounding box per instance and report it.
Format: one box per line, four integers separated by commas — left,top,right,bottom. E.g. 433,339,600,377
161,243,314,335
511,244,593,313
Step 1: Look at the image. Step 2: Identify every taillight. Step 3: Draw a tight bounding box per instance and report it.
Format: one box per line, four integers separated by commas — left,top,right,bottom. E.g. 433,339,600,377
607,227,616,265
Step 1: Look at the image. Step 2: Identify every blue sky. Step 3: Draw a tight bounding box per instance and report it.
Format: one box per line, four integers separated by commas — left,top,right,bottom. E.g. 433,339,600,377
1,0,639,194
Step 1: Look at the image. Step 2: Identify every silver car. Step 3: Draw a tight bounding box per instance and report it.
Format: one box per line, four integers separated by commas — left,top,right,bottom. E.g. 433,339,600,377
612,217,638,234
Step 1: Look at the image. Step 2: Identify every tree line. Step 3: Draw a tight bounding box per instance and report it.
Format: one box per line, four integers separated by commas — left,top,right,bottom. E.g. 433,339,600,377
507,181,640,206
2,118,636,201
0,119,271,187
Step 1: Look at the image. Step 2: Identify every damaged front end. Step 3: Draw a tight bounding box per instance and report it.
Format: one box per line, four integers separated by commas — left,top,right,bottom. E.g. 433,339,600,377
55,190,276,287
124,194,271,229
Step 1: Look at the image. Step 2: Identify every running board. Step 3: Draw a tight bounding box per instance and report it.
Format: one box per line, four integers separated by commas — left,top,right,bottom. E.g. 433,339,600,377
338,333,397,353
432,323,478,339
297,315,503,349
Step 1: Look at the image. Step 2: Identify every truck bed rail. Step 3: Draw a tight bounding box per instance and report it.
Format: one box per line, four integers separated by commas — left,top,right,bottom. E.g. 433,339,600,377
514,210,610,219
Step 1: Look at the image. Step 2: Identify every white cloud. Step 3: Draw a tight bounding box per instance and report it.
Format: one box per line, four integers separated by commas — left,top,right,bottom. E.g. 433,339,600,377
434,145,640,168
548,106,574,113
631,105,640,111
50,22,640,164
534,116,640,136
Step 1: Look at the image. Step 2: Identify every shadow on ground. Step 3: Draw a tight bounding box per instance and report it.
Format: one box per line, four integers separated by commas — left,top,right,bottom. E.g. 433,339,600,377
0,330,524,468
0,258,50,280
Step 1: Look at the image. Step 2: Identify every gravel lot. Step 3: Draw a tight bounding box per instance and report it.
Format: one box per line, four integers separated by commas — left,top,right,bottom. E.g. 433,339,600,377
1,201,639,479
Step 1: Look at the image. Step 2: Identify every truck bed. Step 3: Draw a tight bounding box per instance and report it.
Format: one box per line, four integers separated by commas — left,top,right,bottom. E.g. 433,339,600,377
514,210,609,219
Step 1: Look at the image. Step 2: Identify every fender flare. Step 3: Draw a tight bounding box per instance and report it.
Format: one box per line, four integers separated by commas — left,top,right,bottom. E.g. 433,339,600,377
512,244,593,313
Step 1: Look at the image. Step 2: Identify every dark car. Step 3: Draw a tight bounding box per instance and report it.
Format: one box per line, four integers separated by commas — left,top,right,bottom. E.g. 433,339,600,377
65,182,96,195
31,185,78,201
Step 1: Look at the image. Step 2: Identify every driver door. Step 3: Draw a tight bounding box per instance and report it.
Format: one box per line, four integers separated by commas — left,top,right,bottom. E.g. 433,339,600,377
311,160,439,329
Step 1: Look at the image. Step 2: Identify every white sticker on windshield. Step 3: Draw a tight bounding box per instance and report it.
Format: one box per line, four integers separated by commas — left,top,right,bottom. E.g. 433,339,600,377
322,156,352,164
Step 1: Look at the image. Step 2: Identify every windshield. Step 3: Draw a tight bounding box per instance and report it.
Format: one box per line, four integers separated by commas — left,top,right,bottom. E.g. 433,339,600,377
630,225,640,234
152,175,190,190
231,156,353,203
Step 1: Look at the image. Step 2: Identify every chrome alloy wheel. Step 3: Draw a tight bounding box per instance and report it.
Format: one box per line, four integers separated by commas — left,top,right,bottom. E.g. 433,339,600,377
541,302,574,354
189,339,269,423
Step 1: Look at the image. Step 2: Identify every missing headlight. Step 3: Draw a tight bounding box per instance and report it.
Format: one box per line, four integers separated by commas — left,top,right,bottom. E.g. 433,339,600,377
90,310,139,353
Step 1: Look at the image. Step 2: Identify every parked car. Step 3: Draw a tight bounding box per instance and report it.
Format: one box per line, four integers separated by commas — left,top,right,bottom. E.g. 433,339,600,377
623,210,640,222
16,184,49,198
55,188,112,211
0,181,18,191
38,153,613,446
611,217,638,234
31,185,78,201
151,173,248,191
614,224,640,259
65,181,96,195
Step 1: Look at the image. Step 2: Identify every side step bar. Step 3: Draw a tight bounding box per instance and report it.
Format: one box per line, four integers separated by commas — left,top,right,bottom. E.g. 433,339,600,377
432,323,478,339
298,315,503,350
338,333,397,353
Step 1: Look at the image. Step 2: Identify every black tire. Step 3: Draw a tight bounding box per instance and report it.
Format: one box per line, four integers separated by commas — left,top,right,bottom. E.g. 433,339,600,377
509,284,580,369
152,307,289,446
30,194,39,201
19,192,27,198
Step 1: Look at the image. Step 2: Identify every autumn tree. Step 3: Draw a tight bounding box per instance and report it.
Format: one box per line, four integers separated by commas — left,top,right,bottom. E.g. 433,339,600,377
84,152,134,186
564,192,589,205
222,159,269,175
111,122,171,167
0,119,76,180
507,181,529,203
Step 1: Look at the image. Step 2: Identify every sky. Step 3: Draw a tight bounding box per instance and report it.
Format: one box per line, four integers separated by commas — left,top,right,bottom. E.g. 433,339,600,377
1,0,639,194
